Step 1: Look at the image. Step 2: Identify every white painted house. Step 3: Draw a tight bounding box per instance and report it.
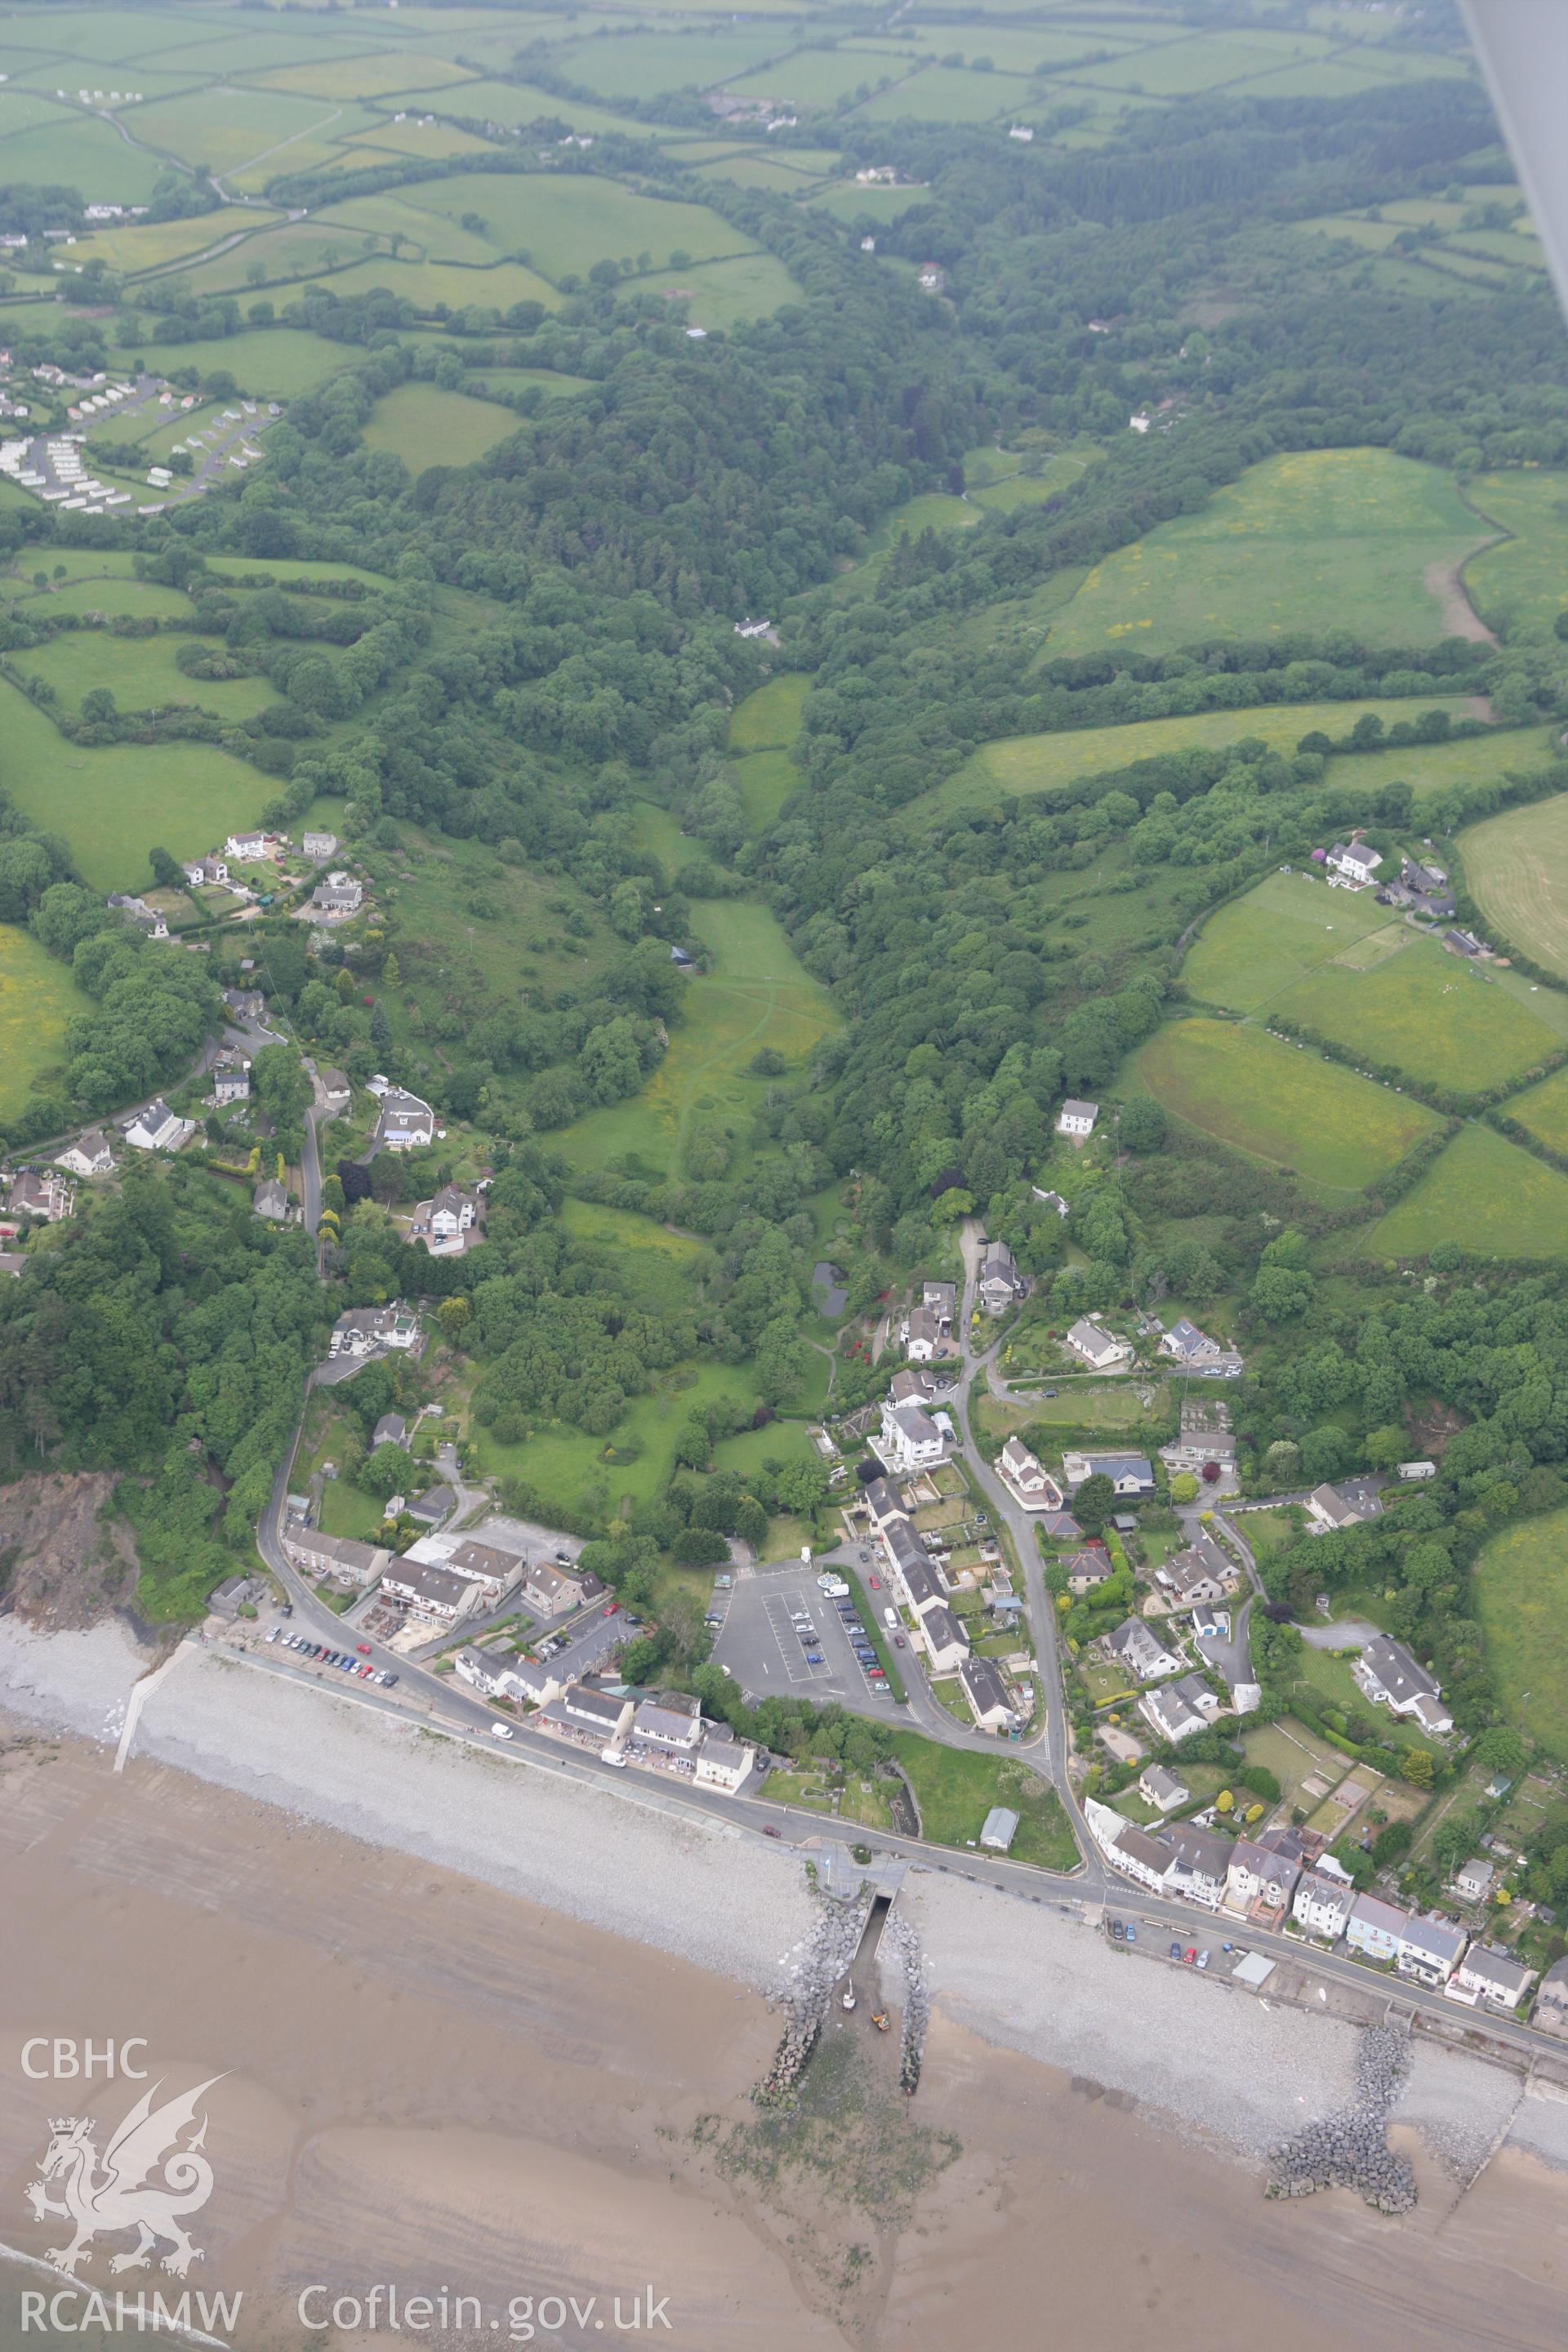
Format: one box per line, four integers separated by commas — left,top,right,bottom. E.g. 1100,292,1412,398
1353,1636,1453,1736
1326,839,1382,889
1056,1098,1098,1137
1063,1320,1133,1372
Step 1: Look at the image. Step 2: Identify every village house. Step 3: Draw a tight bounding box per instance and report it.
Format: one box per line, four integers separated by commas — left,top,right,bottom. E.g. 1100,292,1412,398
1535,1958,1568,2036
1139,1763,1189,1814
282,1527,392,1588
1162,1423,1237,1477
212,1054,251,1106
904,1304,940,1361
862,1475,908,1534
329,1302,420,1360
1155,1541,1232,1610
372,1085,435,1152
922,1278,958,1330
7,1169,74,1223
1345,1892,1410,1964
958,1654,1017,1733
1064,1548,1113,1596
1099,1816,1174,1893
543,1682,635,1753
520,1560,575,1617
1062,1449,1155,1499
106,891,168,940
1450,1944,1534,2013
996,1436,1064,1512
443,1540,525,1607
630,1692,704,1762
122,1099,192,1153
224,986,265,1024
311,871,363,917
919,1602,970,1674
1159,1317,1241,1375
1040,1508,1083,1543
1056,1098,1098,1138
410,1183,479,1254
1140,1671,1223,1746
693,1720,755,1791
877,1392,948,1477
1396,1913,1468,1989
1326,838,1382,889
406,1483,457,1529
1306,1481,1372,1532
225,830,270,862
889,1365,943,1409
1165,1824,1232,1909
1293,1868,1357,1943
896,1550,948,1616
1063,1319,1133,1372
184,853,228,887
1107,1618,1182,1684
318,1067,351,1108
1225,1825,1305,1921
302,830,338,862
1353,1635,1454,1736
372,1411,408,1451
452,1646,514,1699
976,1237,1027,1316
252,1177,291,1223
1454,1856,1497,1905
55,1129,114,1180
379,1558,483,1629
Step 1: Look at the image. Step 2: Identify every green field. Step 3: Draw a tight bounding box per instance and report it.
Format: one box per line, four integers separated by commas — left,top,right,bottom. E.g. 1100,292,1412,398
1476,1508,1568,1762
806,180,932,228
1045,450,1491,660
636,251,803,329
1138,1019,1441,1194
1071,28,1324,94
252,49,478,100
474,1359,758,1522
730,749,800,835
889,1735,1078,1868
854,64,1037,124
1321,724,1557,804
11,630,278,725
0,684,271,893
1277,934,1561,1094
559,1198,706,1314
557,897,838,1177
1463,471,1568,634
1184,869,1405,1013
1463,791,1568,982
128,328,365,399
1368,1123,1568,1258
549,29,786,96
929,699,1480,817
1508,1065,1568,1156
0,922,91,1125
729,673,807,753
0,114,167,204
314,255,561,313
131,86,363,176
710,1418,821,1481
361,381,520,469
394,170,751,280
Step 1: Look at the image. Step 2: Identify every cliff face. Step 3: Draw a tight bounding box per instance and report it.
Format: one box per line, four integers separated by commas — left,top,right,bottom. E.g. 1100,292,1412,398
0,1472,138,1631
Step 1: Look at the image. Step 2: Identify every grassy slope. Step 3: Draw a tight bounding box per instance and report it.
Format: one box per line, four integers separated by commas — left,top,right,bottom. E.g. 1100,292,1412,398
1368,1123,1568,1258
1463,791,1568,984
0,922,93,1123
1476,1508,1568,1762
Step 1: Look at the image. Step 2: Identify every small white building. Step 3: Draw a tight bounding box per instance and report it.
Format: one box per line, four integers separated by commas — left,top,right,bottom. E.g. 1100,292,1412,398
122,1099,192,1153
1063,1319,1132,1371
1056,1098,1098,1138
694,1721,755,1791
1326,839,1382,890
225,831,269,862
56,1128,114,1179
1450,1944,1535,2013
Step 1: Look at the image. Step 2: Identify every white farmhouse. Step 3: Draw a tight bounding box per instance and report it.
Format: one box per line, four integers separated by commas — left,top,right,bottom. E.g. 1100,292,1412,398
1056,1098,1098,1137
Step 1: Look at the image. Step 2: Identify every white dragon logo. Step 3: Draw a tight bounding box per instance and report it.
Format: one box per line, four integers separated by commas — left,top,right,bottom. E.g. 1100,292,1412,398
25,2075,225,2278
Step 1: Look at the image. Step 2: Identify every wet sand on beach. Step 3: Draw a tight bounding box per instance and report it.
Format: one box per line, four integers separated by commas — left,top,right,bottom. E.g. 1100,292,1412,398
2,1730,1566,2351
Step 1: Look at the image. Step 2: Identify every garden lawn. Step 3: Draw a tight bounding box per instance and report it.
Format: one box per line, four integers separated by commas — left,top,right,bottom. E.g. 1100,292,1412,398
1183,868,1400,1013
361,381,520,469
1476,1508,1568,1762
1045,451,1492,660
1276,934,1561,1093
1368,1123,1568,1258
1462,791,1568,985
1240,1720,1348,1809
927,700,1477,817
1137,1018,1441,1194
474,1361,758,1524
0,923,91,1125
556,898,838,1178
0,684,273,892
890,1735,1078,1868
710,1419,821,1480
318,1478,390,1544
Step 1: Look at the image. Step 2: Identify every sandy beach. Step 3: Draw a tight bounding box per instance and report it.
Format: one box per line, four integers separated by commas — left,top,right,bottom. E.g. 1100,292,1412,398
3,1620,1568,2350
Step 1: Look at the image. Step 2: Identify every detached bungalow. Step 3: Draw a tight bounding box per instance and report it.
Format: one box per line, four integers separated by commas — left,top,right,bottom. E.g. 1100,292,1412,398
1064,1320,1133,1372
1353,1635,1454,1736
1107,1618,1181,1684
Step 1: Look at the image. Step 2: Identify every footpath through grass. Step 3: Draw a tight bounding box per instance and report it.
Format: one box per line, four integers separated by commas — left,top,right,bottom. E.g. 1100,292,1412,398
891,1733,1079,1869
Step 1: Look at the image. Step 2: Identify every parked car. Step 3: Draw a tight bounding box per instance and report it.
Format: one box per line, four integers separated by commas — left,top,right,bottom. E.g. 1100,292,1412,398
806,1650,824,1664
762,1825,782,1839
870,1576,881,1589
1183,1947,1196,1965
1196,1950,1210,1971
265,1627,279,1643
602,1602,619,1616
893,1634,906,1649
1111,1921,1125,1942
1169,1942,1183,1961
489,1723,514,1740
383,1673,399,1686
1125,1924,1136,1943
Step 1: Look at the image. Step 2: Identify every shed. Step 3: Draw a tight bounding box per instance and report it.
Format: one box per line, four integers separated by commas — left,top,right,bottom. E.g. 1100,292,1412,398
980,1807,1019,1853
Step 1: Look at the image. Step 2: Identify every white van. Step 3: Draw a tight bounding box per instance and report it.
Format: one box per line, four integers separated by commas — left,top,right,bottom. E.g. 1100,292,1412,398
883,1606,898,1631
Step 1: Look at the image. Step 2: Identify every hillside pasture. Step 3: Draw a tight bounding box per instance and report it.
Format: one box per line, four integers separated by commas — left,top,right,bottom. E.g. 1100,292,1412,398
1044,450,1492,661
1321,724,1557,804
559,1198,706,1314
130,87,365,176
730,749,800,835
360,381,520,469
474,1360,758,1524
1465,470,1568,635
394,170,749,280
1276,933,1561,1094
636,251,802,329
0,114,167,204
806,180,931,227
549,29,789,96
11,630,277,727
0,686,272,893
345,117,499,162
0,922,92,1126
1369,1122,1568,1258
1137,1018,1441,1195
556,898,837,1178
1476,1509,1568,1762
318,255,560,313
1184,870,1401,1013
854,65,1037,123
1462,792,1568,983
927,698,1479,818
249,50,478,100
729,673,807,752
1508,1065,1568,1156
130,327,367,399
